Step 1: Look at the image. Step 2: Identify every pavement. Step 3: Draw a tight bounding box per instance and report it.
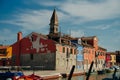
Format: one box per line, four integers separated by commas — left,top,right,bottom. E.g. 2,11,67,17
23,69,85,79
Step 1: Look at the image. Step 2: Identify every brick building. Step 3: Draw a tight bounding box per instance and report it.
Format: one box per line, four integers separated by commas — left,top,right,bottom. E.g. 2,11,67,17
11,32,56,70
81,36,106,71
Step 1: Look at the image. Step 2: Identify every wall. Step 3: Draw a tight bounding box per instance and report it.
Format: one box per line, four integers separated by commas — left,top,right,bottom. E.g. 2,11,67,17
12,53,56,70
11,32,56,70
0,46,12,66
110,54,116,66
83,47,95,71
56,44,76,70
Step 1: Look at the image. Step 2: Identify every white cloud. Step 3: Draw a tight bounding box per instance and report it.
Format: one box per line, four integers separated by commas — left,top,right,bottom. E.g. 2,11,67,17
88,21,120,30
89,24,111,30
59,0,120,21
14,10,51,31
36,0,120,24
1,0,120,32
0,9,54,34
71,30,85,37
0,8,71,33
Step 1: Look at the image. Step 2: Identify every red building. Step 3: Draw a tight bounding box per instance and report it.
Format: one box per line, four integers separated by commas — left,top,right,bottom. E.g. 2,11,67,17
11,32,56,69
106,53,111,67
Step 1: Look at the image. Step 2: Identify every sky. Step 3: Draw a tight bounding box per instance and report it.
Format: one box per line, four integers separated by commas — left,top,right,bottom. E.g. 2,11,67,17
0,0,120,52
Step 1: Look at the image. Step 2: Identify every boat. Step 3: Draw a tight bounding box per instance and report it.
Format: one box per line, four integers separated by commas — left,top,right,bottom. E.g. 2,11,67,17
0,71,24,80
0,71,43,80
97,70,106,75
102,68,120,80
16,74,43,80
105,68,114,73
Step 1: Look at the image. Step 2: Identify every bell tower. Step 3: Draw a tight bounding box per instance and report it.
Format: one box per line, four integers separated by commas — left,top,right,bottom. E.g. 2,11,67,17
49,9,58,34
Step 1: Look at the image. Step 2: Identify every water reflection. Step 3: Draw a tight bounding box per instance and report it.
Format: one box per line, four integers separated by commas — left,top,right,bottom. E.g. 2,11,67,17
60,72,120,80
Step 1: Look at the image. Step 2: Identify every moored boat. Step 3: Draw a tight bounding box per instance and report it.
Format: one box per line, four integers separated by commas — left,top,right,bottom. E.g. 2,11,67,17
105,68,114,73
0,71,43,80
97,70,106,75
0,71,24,80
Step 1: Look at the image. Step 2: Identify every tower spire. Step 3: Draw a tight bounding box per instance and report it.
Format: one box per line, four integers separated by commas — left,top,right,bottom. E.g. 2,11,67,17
49,9,59,34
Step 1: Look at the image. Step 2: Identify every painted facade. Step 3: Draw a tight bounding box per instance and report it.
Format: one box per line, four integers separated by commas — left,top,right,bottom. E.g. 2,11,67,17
83,47,95,71
106,53,111,67
0,46,12,66
107,52,116,66
81,36,106,71
95,48,106,70
56,44,76,70
11,32,56,70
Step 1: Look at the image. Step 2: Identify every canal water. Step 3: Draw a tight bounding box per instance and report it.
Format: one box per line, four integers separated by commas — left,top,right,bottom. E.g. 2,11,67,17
60,72,120,80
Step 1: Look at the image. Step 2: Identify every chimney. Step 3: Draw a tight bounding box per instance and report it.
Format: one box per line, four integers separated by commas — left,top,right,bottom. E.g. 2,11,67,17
17,32,22,41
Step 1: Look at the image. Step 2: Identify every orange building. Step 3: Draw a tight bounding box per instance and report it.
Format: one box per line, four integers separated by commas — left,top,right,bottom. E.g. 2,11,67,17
81,36,106,71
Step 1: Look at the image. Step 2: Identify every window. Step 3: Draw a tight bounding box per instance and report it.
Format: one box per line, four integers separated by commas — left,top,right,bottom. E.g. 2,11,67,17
74,49,76,54
66,48,70,58
31,36,34,41
114,56,116,60
31,35,37,42
0,49,6,54
30,54,34,60
70,48,73,54
63,47,65,53
56,28,58,32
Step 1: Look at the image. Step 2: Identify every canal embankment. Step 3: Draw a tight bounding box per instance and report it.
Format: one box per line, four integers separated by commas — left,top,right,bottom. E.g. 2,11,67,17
23,69,85,80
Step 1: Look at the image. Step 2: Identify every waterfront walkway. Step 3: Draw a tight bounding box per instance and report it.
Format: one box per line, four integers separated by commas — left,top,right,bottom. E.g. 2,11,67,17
23,69,85,79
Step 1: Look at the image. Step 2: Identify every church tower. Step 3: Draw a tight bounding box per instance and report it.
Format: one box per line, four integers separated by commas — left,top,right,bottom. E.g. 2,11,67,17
49,9,59,34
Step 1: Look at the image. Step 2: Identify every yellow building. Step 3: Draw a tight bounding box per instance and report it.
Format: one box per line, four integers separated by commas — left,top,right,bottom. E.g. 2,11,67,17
0,45,12,66
109,52,116,66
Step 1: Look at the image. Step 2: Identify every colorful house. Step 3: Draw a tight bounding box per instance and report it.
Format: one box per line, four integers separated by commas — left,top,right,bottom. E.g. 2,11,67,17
0,45,12,66
11,32,56,70
106,53,111,68
106,52,116,67
81,36,106,71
